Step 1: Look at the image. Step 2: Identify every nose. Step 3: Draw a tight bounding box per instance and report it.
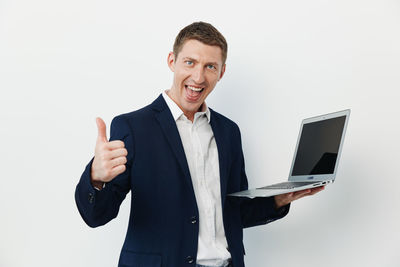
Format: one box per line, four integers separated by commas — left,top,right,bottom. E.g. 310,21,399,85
192,66,205,84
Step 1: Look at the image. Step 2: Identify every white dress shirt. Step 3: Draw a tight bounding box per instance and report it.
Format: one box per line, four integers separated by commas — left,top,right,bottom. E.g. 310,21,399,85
162,91,231,267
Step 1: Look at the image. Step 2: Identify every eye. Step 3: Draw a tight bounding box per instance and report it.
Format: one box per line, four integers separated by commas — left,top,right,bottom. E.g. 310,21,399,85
207,64,216,70
185,61,193,66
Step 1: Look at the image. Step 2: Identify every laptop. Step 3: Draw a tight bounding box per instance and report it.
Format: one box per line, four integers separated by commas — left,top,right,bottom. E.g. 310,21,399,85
229,109,350,198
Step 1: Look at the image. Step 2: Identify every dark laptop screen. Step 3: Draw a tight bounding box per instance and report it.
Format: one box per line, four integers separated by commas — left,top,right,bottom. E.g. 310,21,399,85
292,116,346,176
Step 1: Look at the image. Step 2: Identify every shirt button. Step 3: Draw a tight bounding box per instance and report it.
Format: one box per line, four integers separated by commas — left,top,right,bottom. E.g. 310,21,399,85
186,256,194,264
190,216,197,224
88,193,94,204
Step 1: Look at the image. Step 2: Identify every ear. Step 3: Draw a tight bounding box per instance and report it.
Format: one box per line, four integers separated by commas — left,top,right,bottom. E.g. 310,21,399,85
218,64,226,81
167,52,175,72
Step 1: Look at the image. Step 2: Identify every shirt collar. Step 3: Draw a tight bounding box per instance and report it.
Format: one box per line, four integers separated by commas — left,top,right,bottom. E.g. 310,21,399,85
162,90,211,123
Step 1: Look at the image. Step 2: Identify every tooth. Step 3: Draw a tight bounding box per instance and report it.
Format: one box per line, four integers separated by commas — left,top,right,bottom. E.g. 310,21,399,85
188,86,202,92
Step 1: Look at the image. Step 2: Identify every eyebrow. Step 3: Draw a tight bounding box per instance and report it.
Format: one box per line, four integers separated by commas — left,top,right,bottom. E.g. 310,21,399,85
183,57,220,67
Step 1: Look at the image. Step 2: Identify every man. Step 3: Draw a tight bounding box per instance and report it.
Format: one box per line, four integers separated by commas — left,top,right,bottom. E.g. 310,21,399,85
75,22,323,267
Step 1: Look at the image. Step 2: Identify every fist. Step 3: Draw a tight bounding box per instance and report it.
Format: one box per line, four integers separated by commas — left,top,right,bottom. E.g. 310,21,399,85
91,117,128,185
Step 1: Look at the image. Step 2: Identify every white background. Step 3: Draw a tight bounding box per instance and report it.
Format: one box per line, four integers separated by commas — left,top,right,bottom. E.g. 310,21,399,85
1,0,399,266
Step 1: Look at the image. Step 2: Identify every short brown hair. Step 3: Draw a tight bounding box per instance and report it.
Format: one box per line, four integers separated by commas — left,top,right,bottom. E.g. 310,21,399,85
173,22,228,64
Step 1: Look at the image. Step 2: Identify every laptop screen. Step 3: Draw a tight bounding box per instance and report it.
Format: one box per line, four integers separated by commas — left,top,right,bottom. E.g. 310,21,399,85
291,116,346,176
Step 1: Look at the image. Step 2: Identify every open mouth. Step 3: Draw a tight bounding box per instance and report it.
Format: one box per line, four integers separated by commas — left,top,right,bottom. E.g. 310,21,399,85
185,85,204,102
185,85,204,92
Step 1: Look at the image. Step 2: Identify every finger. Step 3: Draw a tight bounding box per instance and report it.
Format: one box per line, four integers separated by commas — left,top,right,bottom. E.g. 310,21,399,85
293,186,325,199
297,188,313,194
110,156,127,168
104,140,125,150
109,164,126,178
108,148,128,159
101,148,127,160
96,117,108,143
291,189,312,200
292,188,311,197
308,186,325,195
300,186,324,196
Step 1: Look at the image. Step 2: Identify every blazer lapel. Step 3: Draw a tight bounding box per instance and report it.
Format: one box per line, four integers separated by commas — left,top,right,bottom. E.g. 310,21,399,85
151,95,193,191
151,96,229,207
210,110,229,207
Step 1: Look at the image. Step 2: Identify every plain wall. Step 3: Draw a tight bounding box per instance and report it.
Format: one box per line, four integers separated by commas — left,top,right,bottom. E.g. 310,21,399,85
1,0,399,266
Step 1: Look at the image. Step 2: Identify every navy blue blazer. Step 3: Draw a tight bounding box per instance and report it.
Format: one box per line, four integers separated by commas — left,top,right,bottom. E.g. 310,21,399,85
75,94,289,267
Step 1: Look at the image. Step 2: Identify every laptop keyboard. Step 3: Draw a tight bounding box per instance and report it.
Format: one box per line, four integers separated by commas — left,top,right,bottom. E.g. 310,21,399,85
258,181,318,190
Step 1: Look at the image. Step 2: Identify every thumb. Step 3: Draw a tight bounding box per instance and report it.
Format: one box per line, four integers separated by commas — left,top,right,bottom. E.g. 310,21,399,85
96,117,108,143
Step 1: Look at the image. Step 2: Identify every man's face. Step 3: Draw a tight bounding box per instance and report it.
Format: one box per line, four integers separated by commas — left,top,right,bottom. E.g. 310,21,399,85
167,39,225,120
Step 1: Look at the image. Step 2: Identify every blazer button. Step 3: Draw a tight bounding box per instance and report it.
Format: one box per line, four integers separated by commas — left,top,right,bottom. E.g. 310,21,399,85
186,256,194,264
190,216,197,224
88,193,94,204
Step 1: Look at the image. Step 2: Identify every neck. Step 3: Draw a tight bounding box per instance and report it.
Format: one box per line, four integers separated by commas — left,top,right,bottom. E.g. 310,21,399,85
166,90,204,122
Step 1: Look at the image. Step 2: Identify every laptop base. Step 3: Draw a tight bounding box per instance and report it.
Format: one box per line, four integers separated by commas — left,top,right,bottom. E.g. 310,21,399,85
228,180,330,198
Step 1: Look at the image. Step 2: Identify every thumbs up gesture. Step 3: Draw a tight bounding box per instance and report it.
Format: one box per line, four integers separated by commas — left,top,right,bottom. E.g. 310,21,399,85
91,117,128,187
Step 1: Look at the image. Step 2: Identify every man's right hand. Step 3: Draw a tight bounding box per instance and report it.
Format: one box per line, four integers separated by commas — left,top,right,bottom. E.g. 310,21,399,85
91,117,128,189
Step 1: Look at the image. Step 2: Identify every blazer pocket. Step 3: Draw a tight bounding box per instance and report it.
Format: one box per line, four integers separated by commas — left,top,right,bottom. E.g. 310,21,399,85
119,251,162,267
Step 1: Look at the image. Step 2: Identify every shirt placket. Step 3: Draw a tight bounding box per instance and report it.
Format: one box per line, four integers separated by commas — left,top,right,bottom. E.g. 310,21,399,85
193,117,216,242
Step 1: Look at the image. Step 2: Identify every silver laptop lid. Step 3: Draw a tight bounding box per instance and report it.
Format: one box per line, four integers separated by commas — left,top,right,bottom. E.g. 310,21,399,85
288,109,350,182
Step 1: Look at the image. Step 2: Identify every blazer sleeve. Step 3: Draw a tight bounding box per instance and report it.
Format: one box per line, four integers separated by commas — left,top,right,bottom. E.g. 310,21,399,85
233,125,290,228
75,115,134,228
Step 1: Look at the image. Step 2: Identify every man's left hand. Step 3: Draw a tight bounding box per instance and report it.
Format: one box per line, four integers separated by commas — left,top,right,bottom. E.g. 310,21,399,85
274,186,325,209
